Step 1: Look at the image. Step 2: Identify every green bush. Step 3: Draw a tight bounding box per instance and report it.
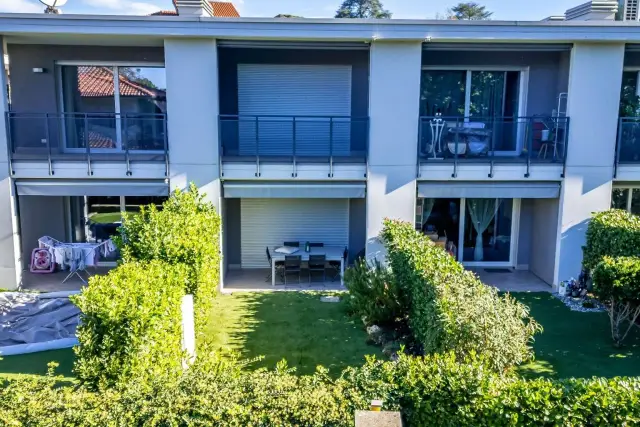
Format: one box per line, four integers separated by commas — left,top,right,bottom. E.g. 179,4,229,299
380,219,541,372
593,256,640,346
3,353,640,426
114,184,221,332
583,209,640,272
71,261,187,390
344,259,406,327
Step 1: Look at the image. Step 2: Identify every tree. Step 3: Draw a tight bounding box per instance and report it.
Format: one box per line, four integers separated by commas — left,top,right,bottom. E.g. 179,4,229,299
447,2,492,20
274,14,302,18
335,0,392,19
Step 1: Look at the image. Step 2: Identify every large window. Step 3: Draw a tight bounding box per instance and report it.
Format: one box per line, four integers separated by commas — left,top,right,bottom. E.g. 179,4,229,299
59,65,166,151
416,197,516,265
611,187,640,215
69,195,167,264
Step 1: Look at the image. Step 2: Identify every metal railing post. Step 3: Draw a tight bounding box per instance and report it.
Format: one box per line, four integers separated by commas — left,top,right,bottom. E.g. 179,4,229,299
364,117,369,178
452,117,459,178
292,117,297,178
488,118,495,178
614,117,623,179
561,117,569,178
84,114,93,176
163,114,169,177
123,114,132,176
255,116,260,177
417,117,422,178
524,117,532,178
44,113,53,176
218,115,223,178
329,117,334,178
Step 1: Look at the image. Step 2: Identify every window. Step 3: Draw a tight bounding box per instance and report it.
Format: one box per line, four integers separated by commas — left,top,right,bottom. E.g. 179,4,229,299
69,195,168,264
610,187,640,215
59,65,166,151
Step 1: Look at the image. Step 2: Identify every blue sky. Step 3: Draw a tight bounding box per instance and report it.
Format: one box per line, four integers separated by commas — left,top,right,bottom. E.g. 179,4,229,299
0,0,581,20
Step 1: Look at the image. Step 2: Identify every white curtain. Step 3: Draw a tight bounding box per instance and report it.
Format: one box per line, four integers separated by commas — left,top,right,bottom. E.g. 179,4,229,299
467,199,501,261
421,198,435,228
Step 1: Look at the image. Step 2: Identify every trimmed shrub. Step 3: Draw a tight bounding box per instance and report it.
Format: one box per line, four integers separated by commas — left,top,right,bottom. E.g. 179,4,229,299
583,209,640,272
344,259,406,327
2,353,640,426
114,183,221,332
593,256,640,346
71,261,187,390
380,219,541,372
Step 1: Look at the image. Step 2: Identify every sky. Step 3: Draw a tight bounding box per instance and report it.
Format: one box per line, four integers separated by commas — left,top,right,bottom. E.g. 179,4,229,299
0,0,582,21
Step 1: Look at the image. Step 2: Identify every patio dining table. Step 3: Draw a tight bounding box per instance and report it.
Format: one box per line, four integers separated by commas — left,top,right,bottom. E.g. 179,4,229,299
270,245,345,286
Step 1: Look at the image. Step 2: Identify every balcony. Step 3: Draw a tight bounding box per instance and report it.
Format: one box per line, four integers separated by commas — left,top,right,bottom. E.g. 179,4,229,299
6,112,168,178
219,115,368,180
418,116,569,179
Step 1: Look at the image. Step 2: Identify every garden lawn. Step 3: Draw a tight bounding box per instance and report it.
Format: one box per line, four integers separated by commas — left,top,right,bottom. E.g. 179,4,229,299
0,349,74,380
514,292,640,379
206,292,382,375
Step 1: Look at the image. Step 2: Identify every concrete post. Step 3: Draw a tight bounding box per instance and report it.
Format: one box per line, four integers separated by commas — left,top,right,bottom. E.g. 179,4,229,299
555,42,625,285
366,41,422,259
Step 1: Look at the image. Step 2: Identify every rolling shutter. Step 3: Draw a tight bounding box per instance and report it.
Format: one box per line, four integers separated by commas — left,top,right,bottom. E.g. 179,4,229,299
237,64,352,157
240,198,349,269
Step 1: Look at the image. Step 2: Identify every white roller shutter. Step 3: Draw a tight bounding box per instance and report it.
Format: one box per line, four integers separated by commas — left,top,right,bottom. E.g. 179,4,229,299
240,198,349,269
237,64,352,157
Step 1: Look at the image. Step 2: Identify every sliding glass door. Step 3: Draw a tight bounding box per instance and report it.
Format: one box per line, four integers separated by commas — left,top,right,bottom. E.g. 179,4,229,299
416,197,518,266
421,68,524,155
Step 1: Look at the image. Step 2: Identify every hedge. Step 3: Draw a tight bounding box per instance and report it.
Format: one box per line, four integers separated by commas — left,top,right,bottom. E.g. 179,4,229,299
583,209,640,272
2,352,640,426
380,219,540,372
114,184,221,332
71,261,187,390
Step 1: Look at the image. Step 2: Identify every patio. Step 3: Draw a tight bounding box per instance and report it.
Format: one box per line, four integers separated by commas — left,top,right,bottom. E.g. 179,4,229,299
223,268,346,293
470,268,552,293
20,267,112,293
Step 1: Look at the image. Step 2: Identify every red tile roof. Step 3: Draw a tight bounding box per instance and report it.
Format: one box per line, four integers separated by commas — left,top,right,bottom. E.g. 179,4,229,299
150,1,239,17
77,66,165,99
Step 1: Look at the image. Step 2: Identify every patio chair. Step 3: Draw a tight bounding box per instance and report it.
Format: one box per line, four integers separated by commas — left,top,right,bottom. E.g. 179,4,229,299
265,247,284,283
308,254,327,283
283,241,300,247
309,242,324,247
284,255,302,285
329,247,348,282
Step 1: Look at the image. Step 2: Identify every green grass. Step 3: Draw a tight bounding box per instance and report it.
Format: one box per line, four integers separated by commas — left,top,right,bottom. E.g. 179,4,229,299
207,292,382,375
514,292,640,379
0,349,75,380
88,211,122,224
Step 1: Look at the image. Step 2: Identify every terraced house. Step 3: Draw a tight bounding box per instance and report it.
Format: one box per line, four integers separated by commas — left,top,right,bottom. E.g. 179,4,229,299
0,0,638,291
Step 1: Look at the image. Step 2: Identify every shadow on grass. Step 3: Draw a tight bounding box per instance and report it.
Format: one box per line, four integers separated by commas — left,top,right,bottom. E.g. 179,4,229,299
207,292,382,376
0,348,75,380
512,292,640,379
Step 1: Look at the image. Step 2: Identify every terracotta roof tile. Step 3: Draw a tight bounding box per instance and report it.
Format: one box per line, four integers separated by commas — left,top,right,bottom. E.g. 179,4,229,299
152,1,239,17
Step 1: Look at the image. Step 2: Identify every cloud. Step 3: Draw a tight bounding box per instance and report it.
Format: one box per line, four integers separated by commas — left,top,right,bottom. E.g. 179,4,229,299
0,0,42,13
82,0,162,15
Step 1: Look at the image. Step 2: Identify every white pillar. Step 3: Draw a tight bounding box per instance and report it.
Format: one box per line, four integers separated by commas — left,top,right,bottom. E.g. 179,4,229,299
181,294,196,368
164,38,221,211
366,41,422,258
556,42,625,285
0,38,21,290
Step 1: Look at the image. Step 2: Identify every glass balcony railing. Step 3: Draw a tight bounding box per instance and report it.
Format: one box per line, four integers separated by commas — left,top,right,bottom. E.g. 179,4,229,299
616,117,640,164
219,115,368,176
418,115,569,178
6,112,168,176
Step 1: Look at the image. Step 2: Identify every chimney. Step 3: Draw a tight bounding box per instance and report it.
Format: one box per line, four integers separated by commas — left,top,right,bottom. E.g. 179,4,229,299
174,0,214,17
565,0,618,20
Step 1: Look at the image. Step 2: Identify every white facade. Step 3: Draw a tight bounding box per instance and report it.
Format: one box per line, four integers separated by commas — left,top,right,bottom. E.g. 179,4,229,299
1,15,639,290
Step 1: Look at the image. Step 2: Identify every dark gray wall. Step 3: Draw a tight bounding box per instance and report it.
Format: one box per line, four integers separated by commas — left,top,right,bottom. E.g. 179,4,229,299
224,198,242,268
349,198,366,263
18,195,67,270
421,50,569,116
530,197,559,285
624,51,640,67
7,44,164,152
218,48,370,154
517,199,533,267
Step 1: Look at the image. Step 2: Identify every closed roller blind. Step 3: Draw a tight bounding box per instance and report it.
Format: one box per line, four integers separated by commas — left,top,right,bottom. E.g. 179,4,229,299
240,198,349,269
237,64,352,157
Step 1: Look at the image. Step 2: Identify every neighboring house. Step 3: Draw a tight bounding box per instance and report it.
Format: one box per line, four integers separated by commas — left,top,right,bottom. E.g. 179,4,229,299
150,1,240,17
0,0,638,292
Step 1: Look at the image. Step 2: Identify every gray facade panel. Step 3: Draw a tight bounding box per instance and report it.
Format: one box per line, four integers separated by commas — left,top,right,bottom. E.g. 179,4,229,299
224,198,242,268
18,195,67,271
517,199,533,267
349,198,366,263
530,198,559,285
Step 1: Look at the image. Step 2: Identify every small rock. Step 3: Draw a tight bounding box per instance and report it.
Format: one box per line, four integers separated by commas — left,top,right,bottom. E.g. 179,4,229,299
320,296,340,303
367,325,385,344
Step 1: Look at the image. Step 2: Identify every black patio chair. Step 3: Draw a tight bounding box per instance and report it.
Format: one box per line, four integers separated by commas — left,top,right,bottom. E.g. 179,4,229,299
283,241,300,247
329,247,349,281
284,255,302,285
308,254,327,283
265,247,284,283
